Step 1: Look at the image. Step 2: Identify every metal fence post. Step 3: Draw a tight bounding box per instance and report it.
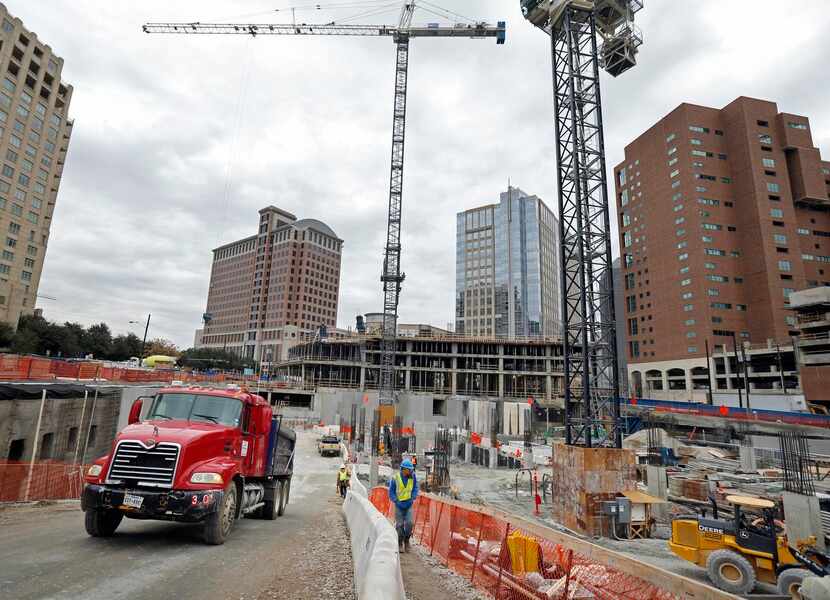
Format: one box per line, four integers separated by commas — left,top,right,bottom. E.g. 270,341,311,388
430,500,445,556
23,389,47,502
495,523,511,600
470,512,486,585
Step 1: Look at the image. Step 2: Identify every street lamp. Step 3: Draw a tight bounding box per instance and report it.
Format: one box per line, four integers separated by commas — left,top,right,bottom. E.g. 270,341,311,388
129,314,151,362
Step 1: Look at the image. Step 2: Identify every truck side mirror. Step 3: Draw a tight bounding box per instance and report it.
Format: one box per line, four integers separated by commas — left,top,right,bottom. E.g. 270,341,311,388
128,399,143,425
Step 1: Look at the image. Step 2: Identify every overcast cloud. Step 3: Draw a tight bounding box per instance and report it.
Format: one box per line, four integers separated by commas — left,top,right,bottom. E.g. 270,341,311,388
11,1,830,348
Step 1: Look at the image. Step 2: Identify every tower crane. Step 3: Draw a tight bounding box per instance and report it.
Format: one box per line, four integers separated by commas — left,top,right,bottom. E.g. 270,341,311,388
144,3,506,408
520,0,643,448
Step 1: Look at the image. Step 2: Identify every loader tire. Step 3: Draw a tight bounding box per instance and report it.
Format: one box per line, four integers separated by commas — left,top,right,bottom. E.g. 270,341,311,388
777,568,811,599
706,549,756,595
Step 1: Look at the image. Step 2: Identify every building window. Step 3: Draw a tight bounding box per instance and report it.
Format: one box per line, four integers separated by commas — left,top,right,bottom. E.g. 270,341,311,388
685,319,696,326
683,304,694,312
770,208,784,218
778,260,791,272
773,234,787,245
678,253,688,261
670,169,680,178
788,122,808,130
690,139,702,146
618,170,626,186
783,288,794,299
687,346,698,353
687,332,697,338
667,146,677,155
623,232,632,247
736,304,747,311
621,189,629,206
767,182,780,193
681,291,693,300
666,133,676,143
668,157,678,166
702,223,722,231
758,134,773,144
763,158,776,168
680,278,691,286
689,125,709,134
707,288,719,296
798,228,810,235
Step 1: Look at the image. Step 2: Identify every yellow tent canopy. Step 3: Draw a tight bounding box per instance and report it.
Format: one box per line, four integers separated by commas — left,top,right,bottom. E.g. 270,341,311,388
142,355,178,368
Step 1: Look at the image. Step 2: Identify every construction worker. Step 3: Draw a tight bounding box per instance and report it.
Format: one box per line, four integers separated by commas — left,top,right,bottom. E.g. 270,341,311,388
388,459,418,553
336,464,351,499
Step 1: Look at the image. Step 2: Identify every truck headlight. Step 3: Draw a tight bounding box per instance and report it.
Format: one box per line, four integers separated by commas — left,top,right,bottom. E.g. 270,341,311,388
87,465,103,477
190,472,223,484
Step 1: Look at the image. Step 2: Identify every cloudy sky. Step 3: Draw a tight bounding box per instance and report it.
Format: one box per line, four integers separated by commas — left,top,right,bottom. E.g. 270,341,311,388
13,1,830,348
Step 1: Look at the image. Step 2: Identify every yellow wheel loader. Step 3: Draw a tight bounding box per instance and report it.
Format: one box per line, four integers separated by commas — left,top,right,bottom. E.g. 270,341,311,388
669,495,829,597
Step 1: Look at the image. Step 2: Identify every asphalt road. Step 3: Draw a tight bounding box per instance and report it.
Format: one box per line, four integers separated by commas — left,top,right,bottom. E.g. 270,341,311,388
0,431,353,600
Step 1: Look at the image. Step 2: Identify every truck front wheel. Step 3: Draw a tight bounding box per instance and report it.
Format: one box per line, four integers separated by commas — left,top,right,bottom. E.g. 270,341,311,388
204,483,237,545
84,509,123,537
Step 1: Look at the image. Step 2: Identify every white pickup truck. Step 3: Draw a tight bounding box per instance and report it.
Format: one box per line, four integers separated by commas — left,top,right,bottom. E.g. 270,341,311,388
317,435,340,457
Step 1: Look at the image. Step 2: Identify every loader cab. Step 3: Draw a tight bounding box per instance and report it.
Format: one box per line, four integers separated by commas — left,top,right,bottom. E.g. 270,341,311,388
727,495,778,557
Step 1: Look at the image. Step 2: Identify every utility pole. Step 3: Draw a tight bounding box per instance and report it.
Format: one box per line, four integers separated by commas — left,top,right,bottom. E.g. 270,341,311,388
732,331,744,408
130,314,151,361
704,339,714,405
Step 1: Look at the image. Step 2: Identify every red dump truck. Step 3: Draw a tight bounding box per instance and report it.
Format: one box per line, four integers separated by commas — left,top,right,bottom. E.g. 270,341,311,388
82,385,295,544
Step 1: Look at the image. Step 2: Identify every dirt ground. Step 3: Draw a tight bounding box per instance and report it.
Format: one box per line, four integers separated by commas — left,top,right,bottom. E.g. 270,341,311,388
401,540,490,600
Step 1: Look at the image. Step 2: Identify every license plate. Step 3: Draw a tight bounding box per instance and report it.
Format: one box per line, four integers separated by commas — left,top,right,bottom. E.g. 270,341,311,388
123,493,143,509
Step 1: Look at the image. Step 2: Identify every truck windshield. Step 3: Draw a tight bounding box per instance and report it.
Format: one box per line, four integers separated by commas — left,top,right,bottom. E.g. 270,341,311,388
148,393,243,427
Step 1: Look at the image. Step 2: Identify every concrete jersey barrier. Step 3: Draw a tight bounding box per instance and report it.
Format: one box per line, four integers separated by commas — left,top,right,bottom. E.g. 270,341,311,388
341,489,405,600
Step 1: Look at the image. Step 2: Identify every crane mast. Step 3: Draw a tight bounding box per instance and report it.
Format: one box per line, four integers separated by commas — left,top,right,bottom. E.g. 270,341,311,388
144,4,506,410
521,0,642,448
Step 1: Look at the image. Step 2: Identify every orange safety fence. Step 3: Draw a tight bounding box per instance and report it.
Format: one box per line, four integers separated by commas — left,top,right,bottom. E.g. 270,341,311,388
0,353,232,385
369,488,723,600
0,461,88,502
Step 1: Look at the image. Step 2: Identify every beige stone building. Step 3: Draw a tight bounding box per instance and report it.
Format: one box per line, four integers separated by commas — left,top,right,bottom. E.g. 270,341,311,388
0,3,73,326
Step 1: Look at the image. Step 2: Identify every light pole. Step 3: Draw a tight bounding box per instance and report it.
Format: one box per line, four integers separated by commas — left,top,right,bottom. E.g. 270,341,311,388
129,314,151,362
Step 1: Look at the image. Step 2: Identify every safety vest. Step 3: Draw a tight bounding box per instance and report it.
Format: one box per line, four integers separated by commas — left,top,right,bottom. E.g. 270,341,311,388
339,469,350,482
395,473,414,502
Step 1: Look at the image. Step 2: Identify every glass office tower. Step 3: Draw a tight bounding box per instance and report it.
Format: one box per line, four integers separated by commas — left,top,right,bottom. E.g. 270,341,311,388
456,187,560,338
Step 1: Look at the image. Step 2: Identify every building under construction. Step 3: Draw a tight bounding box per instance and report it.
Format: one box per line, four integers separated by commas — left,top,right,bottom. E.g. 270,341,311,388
272,333,566,406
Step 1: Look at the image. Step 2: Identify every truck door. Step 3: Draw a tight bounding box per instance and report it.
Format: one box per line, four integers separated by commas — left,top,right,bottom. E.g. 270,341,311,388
240,404,267,476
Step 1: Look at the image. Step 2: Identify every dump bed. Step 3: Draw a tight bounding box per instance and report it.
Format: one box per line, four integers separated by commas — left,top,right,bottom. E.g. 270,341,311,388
266,416,296,478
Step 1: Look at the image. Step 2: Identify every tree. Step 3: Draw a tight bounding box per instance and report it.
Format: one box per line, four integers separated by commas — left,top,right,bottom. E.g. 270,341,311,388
109,333,143,361
144,338,179,357
11,327,39,354
83,322,113,359
0,322,14,348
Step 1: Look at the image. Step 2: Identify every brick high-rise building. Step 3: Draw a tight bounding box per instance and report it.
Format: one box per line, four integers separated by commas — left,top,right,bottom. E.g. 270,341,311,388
616,97,830,395
199,206,342,364
0,4,73,326
456,186,561,338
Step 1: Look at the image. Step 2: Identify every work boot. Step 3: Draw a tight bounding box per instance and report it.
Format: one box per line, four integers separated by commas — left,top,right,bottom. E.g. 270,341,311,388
404,539,411,553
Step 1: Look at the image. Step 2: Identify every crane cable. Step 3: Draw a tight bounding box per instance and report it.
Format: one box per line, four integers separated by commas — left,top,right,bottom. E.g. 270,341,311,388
215,37,255,249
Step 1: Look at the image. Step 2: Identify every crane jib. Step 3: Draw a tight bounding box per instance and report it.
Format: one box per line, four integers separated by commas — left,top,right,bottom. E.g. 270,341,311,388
142,22,506,44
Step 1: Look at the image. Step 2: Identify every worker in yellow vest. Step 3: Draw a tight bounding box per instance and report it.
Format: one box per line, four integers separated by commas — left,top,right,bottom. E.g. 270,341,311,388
336,464,351,499
388,459,418,552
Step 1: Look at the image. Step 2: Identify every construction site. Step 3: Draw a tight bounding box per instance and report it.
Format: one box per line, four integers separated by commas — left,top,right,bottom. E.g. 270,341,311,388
3,0,830,599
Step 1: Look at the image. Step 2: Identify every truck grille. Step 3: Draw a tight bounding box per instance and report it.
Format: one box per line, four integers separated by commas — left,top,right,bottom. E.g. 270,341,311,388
107,441,180,488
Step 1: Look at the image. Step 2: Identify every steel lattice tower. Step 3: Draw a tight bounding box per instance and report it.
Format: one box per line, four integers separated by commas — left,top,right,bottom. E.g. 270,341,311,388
553,8,620,448
378,35,410,406
523,0,643,448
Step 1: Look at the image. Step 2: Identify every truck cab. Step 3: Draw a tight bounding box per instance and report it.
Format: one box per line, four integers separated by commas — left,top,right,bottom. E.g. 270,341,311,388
82,385,295,544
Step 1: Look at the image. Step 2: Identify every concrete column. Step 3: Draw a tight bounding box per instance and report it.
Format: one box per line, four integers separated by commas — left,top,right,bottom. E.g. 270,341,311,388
660,370,668,394
647,465,669,520
684,370,693,396
451,356,457,394
405,347,411,391
783,492,825,551
464,442,472,463
646,466,668,499
450,441,459,463
739,444,757,472
498,359,504,397
546,374,552,402
359,366,365,391
489,447,498,470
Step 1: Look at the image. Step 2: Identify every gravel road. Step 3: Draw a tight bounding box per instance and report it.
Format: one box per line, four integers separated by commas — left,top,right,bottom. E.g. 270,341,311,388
0,431,355,600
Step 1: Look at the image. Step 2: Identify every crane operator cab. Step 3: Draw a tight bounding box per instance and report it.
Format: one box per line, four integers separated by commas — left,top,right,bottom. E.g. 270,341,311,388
669,495,830,596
